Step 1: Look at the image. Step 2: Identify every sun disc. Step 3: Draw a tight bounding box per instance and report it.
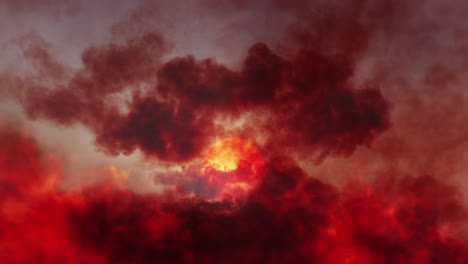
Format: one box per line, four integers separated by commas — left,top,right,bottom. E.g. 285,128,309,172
203,138,261,173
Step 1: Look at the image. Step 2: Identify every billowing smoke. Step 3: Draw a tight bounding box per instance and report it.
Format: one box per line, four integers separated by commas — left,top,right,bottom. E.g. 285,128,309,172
1,0,468,263
18,35,388,162
0,128,466,263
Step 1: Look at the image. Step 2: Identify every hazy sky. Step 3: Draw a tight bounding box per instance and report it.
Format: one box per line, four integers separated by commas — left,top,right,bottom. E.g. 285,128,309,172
3,1,468,262
1,0,468,194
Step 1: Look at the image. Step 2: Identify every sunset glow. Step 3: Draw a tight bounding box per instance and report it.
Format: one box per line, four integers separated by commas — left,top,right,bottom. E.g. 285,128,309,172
203,138,263,173
1,1,468,263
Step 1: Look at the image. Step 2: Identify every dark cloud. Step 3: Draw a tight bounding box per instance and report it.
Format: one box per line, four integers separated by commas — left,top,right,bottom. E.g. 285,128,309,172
4,0,405,163
17,33,389,162
95,95,214,161
0,131,466,263
2,0,468,262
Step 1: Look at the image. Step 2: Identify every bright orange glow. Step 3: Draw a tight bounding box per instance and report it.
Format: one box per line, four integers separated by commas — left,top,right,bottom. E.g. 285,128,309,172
203,137,263,173
201,137,265,199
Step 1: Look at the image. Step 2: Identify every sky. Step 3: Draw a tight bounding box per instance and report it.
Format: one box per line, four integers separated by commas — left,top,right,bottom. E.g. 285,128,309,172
1,0,468,263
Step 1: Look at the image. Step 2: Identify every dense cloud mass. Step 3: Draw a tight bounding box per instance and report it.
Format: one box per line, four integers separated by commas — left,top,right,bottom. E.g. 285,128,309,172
0,129,467,263
3,1,400,163
1,0,468,263
19,35,389,162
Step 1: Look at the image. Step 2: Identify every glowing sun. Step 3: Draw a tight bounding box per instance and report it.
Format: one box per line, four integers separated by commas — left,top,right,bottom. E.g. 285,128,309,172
200,137,265,199
203,137,263,173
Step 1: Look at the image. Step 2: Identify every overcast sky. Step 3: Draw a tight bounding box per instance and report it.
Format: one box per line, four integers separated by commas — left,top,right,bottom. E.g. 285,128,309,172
1,0,468,196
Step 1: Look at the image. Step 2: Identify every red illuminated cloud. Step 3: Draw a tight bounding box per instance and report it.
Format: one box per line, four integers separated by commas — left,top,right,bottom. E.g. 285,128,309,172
2,0,468,263
0,129,466,263
18,35,388,162
6,1,401,163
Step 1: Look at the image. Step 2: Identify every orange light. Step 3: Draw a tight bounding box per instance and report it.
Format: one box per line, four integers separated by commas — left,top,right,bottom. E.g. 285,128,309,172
108,165,129,188
200,137,265,199
203,137,263,173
